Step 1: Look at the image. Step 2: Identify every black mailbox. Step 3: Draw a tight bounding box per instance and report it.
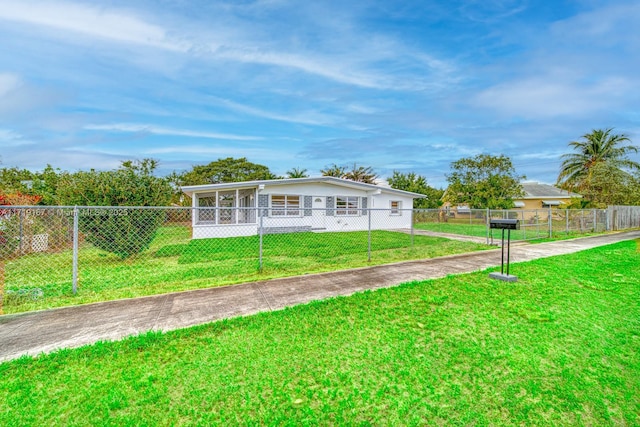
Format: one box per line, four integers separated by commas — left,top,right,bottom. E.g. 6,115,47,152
489,219,520,230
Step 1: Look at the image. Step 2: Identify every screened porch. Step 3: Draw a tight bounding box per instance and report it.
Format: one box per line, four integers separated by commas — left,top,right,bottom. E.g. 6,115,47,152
194,188,256,225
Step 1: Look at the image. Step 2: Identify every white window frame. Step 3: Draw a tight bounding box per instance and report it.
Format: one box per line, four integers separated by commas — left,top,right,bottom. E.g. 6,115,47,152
390,200,402,215
270,194,302,217
336,196,360,216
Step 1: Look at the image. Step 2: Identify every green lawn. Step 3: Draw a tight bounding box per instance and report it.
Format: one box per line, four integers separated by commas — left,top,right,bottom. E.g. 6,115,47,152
1,240,638,425
414,220,597,241
3,227,489,314
414,221,490,237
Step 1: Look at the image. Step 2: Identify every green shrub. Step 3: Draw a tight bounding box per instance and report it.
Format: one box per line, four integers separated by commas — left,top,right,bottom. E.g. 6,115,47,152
57,159,172,259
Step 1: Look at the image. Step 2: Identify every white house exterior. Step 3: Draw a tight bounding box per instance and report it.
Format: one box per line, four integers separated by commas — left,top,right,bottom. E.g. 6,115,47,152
181,177,425,239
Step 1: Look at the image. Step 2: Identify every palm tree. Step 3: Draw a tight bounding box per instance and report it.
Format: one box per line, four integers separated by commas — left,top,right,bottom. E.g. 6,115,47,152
320,164,347,178
286,167,309,178
343,163,378,184
557,128,639,191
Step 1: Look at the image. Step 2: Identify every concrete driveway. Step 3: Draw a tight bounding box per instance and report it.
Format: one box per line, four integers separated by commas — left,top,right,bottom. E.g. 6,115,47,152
1,230,638,362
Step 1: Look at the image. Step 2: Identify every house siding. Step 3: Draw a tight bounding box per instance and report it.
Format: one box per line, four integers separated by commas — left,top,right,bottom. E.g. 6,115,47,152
186,180,419,238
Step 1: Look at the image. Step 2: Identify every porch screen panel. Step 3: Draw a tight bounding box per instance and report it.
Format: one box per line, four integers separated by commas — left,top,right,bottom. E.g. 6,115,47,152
238,189,256,224
198,193,217,223
218,190,236,224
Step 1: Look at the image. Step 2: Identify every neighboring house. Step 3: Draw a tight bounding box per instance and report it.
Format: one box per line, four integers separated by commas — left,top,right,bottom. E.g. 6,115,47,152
181,177,426,239
442,182,581,218
513,182,581,210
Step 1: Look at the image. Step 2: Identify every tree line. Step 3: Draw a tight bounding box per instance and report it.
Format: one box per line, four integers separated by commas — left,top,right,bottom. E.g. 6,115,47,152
1,128,638,210
0,158,443,209
1,128,637,260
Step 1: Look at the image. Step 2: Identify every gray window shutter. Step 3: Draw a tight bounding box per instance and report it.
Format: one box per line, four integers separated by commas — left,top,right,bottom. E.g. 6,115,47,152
361,197,368,215
258,194,269,217
304,196,312,216
326,196,334,216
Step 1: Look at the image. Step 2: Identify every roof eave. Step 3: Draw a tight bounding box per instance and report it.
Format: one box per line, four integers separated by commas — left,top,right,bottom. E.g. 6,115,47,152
181,177,427,198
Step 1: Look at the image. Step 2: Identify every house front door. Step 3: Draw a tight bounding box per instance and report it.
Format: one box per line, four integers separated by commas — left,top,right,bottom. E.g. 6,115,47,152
312,196,326,230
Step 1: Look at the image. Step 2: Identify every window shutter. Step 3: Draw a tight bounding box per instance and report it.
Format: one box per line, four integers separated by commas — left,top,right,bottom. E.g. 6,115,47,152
304,196,312,216
258,194,269,217
326,196,334,216
361,197,368,216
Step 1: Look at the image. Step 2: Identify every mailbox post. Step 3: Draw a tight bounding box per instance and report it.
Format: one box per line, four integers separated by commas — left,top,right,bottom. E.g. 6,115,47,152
489,218,519,282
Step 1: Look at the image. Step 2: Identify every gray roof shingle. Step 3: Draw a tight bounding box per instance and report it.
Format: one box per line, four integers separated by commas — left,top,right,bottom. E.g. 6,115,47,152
520,182,581,199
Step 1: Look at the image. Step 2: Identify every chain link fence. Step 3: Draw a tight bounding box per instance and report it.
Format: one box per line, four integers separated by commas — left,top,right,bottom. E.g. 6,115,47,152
412,207,623,243
1,205,638,314
0,206,477,313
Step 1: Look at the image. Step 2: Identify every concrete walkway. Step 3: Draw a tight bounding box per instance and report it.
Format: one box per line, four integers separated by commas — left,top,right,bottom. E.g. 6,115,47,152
1,230,638,362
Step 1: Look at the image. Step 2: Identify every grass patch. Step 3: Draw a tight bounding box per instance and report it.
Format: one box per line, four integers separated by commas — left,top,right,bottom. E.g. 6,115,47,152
1,241,638,425
415,220,489,237
3,227,489,314
414,220,607,242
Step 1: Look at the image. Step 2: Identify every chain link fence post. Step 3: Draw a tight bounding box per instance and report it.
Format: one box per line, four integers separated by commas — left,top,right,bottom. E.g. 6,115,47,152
367,208,371,262
486,208,490,245
548,207,552,238
259,209,263,272
18,209,24,254
72,206,79,294
410,209,414,247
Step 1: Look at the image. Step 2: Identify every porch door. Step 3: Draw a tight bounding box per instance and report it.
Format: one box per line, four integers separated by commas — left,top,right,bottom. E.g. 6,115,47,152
312,196,326,229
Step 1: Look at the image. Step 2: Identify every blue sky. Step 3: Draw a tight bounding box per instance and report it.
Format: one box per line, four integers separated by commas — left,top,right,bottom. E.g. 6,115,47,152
0,0,638,188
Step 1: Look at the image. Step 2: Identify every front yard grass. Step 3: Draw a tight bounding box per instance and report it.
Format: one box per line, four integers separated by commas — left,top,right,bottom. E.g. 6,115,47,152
1,240,638,425
414,220,602,241
3,227,489,314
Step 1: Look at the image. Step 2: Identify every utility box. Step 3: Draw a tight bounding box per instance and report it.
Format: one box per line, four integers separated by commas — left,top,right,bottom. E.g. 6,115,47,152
489,219,520,230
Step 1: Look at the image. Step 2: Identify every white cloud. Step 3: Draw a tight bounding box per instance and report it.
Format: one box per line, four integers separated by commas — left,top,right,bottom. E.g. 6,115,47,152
0,1,452,91
210,97,336,126
458,0,528,23
0,0,187,51
216,48,394,90
549,2,640,46
474,76,634,118
85,123,263,141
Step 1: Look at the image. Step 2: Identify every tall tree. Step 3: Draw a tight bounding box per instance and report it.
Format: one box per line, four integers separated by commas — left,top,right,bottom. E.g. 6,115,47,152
444,154,524,209
286,167,309,178
557,128,639,192
387,171,443,208
577,162,640,207
179,157,278,185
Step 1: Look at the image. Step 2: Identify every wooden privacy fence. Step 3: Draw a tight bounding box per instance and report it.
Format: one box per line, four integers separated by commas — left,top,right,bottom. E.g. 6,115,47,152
608,206,640,231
